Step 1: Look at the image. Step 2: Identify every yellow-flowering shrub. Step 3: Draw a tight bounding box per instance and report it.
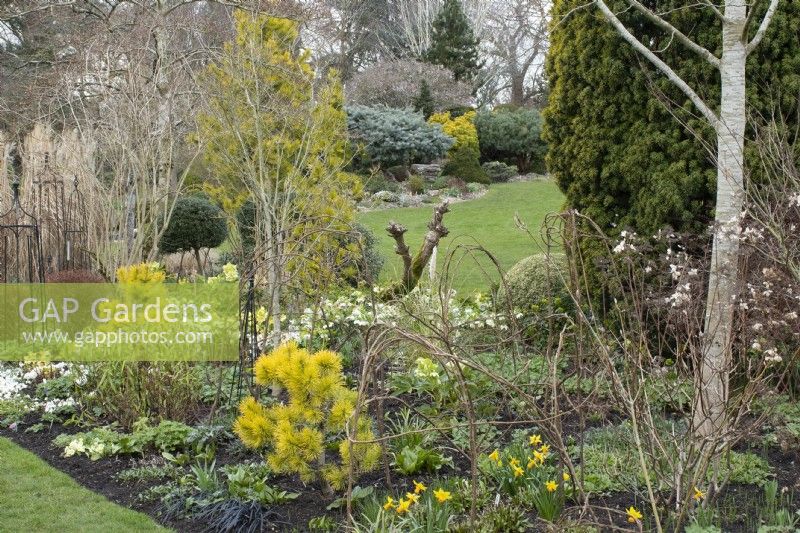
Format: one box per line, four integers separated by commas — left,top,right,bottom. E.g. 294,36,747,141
234,342,381,492
116,262,166,283
428,111,487,183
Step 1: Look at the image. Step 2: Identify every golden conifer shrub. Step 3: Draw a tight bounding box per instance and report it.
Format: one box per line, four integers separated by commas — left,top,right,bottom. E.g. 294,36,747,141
234,342,381,491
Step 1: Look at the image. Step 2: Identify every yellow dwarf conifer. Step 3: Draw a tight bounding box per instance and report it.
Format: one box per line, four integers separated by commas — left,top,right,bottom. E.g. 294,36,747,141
234,342,381,491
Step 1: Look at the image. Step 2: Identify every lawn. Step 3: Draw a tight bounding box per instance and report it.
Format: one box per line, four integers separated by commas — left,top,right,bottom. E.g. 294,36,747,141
358,180,565,293
0,437,169,533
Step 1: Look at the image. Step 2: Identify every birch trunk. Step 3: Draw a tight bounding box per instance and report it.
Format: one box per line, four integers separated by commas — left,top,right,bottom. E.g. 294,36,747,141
591,0,782,440
694,2,747,438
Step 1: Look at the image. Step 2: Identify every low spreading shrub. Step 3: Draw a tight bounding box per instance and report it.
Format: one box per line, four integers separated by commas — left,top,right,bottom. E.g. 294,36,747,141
346,105,453,169
482,161,518,183
361,172,401,195
45,269,106,283
474,108,547,172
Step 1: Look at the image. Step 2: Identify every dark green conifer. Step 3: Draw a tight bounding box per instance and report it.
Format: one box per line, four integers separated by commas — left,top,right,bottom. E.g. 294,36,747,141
424,0,481,82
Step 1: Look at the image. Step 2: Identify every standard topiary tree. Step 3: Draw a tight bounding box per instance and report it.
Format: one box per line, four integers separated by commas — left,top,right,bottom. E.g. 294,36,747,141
474,108,548,173
424,0,482,82
159,195,228,275
235,198,256,263
346,105,453,171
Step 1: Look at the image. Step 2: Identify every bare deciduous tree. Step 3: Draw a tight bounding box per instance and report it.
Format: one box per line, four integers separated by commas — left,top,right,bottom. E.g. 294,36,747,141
392,0,489,57
483,0,549,107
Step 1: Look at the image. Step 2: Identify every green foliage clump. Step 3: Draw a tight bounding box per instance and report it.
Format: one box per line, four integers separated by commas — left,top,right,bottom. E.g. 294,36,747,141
340,223,384,286
53,419,194,461
0,397,35,427
346,105,454,168
234,342,381,491
429,111,487,183
474,108,547,173
477,505,531,532
575,422,775,494
235,199,256,262
543,0,800,237
360,172,401,195
497,254,568,311
482,161,518,183
442,146,488,183
413,79,436,119
76,362,201,428
407,175,426,195
158,195,228,267
424,0,482,82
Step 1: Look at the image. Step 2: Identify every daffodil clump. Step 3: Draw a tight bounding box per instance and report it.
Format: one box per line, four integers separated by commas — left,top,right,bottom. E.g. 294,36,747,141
484,434,566,496
233,342,381,491
482,434,571,522
116,262,166,283
379,480,454,529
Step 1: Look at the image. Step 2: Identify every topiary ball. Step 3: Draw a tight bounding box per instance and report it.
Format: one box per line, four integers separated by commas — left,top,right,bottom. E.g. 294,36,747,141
497,253,568,310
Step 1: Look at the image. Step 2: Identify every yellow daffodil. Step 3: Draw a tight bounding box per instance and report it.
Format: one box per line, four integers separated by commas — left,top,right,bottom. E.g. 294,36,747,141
529,434,542,446
488,449,501,463
626,506,643,523
527,457,537,469
383,496,395,510
533,450,545,464
509,456,520,468
563,472,571,481
539,444,550,455
433,488,452,503
513,465,525,478
413,480,427,494
406,492,420,504
693,487,705,501
396,498,412,514
546,480,558,492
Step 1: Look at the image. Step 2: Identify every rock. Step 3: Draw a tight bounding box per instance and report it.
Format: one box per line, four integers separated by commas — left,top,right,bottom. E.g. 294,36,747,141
385,165,410,181
411,163,442,181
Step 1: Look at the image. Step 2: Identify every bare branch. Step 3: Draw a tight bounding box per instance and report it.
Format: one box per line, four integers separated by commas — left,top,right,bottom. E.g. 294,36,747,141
625,0,720,67
593,0,719,127
386,201,450,296
699,0,725,21
746,0,780,55
387,221,413,281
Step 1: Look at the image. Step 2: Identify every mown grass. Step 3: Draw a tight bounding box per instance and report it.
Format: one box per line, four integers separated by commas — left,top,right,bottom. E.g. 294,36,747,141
0,437,169,533
358,180,565,293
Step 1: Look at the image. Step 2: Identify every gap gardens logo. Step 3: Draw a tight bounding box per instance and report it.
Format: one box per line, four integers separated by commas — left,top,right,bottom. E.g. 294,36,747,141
0,283,239,361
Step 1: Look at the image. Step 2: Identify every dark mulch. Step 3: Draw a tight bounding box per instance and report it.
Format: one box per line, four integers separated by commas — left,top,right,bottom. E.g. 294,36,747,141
3,404,799,533
0,415,341,532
